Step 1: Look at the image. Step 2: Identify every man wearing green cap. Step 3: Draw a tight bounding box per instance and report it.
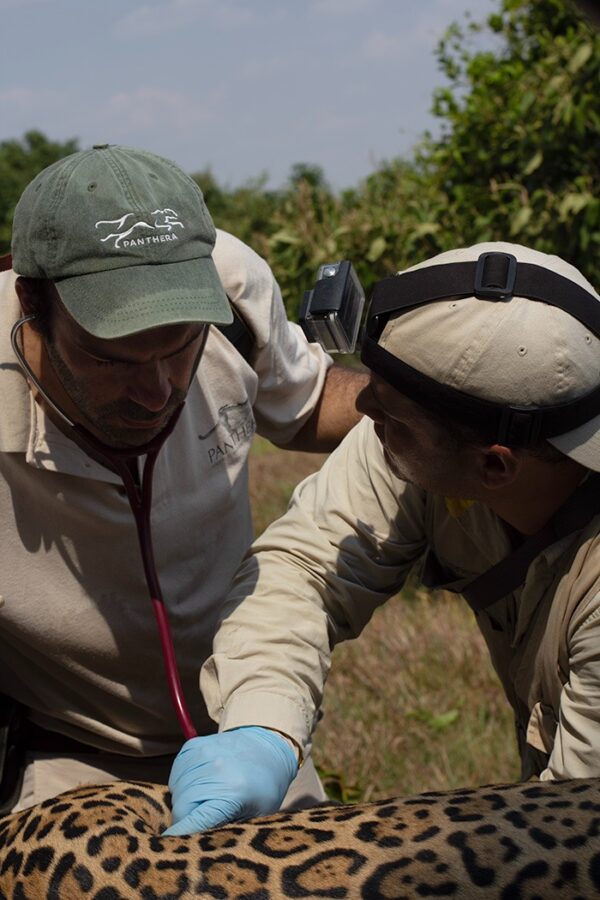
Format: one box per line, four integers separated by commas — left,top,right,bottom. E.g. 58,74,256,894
0,144,366,814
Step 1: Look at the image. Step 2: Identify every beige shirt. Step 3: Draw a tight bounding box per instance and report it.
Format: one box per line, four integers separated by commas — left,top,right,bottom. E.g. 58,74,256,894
202,417,600,780
0,229,332,755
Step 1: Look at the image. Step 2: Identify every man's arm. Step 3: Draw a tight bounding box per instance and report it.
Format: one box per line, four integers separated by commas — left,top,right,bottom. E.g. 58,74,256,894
212,230,365,452
205,419,426,743
165,421,427,834
541,590,600,780
279,364,369,453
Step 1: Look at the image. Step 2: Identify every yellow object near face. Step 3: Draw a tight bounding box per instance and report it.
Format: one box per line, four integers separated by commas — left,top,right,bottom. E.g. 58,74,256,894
445,497,476,518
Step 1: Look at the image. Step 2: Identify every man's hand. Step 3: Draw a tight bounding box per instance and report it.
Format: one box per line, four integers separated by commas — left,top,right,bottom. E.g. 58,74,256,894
162,726,298,836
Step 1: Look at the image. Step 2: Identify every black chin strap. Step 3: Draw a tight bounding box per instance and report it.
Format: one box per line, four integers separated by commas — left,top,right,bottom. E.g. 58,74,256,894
361,337,600,447
424,474,600,612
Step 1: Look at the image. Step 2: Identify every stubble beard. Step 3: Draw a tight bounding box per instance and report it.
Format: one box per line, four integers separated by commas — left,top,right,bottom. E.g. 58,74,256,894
43,339,184,448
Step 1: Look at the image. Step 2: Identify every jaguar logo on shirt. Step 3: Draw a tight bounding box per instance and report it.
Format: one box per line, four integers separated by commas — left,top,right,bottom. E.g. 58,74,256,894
95,209,184,249
198,400,256,466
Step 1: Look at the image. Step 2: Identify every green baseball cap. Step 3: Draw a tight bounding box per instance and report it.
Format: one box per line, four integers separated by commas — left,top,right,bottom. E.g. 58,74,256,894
11,143,233,339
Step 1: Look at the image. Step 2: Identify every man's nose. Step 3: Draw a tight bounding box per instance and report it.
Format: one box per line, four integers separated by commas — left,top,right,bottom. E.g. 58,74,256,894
355,383,381,423
126,363,172,411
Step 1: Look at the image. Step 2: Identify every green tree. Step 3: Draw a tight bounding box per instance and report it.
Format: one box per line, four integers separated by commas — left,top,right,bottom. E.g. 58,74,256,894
419,0,600,283
268,0,600,317
2,0,597,309
0,131,79,254
192,168,281,261
287,163,329,192
268,169,342,318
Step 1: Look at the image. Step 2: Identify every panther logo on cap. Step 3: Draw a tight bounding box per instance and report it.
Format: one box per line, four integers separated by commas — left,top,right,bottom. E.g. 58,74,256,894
95,209,184,249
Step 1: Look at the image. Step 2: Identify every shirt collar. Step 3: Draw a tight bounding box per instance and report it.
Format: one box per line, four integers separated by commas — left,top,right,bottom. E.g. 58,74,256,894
0,270,120,483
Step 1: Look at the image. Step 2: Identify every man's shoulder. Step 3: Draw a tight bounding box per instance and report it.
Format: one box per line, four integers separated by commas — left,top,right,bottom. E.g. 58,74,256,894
0,266,18,295
0,268,20,334
212,230,274,302
0,268,32,452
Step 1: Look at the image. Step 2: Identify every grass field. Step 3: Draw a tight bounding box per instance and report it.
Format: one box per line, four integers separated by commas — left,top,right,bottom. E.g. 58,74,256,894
248,435,520,802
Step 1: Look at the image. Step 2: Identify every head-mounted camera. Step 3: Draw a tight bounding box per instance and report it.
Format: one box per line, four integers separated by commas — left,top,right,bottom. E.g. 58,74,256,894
301,251,600,448
299,261,365,354
361,251,600,448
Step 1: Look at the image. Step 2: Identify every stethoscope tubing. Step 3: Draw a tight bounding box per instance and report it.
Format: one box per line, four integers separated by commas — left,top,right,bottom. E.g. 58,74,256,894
11,315,198,741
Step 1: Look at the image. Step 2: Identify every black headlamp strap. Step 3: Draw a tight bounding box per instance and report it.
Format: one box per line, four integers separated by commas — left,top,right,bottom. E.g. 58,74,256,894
362,253,600,447
368,259,600,340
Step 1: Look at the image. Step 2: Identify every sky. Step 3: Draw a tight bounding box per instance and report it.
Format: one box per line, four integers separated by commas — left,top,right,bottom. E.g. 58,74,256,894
1,0,497,191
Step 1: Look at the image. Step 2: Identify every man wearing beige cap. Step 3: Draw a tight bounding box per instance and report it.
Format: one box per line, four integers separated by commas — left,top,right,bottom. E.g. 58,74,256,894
0,144,367,815
165,242,600,834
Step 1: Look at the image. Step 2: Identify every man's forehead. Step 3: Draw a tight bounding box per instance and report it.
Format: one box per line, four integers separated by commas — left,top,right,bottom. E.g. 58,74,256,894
50,287,205,352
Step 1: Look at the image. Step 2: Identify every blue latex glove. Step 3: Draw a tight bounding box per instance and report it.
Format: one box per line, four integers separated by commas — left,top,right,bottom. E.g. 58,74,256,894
162,726,298,836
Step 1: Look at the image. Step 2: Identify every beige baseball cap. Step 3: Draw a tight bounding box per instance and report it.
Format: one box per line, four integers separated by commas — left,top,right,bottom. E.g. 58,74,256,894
370,242,600,470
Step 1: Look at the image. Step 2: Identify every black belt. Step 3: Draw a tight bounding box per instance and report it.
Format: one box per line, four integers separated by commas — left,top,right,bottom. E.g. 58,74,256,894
24,722,174,760
25,722,100,754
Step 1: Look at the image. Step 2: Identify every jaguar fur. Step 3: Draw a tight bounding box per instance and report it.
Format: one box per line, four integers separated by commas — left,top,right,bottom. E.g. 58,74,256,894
1,778,600,898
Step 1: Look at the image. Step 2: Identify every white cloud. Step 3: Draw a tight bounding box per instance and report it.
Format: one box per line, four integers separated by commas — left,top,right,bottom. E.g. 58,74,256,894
0,87,42,109
360,0,490,65
0,87,68,117
410,0,492,44
0,0,49,7
101,86,226,133
361,31,407,63
0,83,228,157
213,2,259,27
311,0,374,15
116,0,256,37
116,0,208,36
312,107,364,134
240,55,289,81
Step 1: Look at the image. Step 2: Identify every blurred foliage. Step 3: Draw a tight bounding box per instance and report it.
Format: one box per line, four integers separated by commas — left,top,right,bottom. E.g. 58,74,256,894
0,130,79,253
262,0,599,312
315,767,363,804
199,0,599,309
418,0,600,284
1,0,598,308
191,168,280,262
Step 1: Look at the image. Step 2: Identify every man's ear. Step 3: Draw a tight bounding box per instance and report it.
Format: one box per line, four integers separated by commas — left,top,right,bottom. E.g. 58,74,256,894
14,277,49,335
15,277,36,318
477,443,521,490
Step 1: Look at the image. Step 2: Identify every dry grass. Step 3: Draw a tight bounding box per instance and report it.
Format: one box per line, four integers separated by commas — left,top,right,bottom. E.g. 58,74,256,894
312,587,519,801
248,435,328,536
248,438,520,802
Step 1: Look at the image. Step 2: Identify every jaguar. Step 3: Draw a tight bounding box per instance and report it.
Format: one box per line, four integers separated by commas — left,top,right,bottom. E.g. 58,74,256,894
1,777,599,898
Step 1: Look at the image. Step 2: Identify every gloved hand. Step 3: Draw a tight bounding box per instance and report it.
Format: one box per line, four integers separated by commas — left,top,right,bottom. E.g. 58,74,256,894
162,726,298,836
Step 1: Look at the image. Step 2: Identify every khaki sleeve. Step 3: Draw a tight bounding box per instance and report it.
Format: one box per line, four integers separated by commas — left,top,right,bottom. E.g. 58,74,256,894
541,591,600,780
200,418,428,749
212,229,333,445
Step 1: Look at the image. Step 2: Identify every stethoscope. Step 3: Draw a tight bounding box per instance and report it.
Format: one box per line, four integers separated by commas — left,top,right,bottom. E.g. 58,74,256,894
11,314,199,741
